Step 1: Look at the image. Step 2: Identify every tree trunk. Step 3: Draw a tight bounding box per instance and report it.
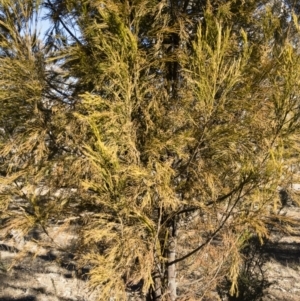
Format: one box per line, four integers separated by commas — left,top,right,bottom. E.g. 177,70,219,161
151,267,162,301
168,234,177,301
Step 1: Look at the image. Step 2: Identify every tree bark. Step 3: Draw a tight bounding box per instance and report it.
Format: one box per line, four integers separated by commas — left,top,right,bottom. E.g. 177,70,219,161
168,235,177,301
153,267,162,301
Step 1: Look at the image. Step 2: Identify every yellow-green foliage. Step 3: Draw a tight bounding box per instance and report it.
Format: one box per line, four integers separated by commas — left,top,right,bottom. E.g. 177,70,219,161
1,0,300,300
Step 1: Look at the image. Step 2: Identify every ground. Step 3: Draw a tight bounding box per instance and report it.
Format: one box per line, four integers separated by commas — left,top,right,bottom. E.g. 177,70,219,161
0,208,300,301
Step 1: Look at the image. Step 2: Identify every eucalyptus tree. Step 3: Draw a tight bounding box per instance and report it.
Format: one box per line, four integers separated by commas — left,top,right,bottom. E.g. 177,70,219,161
1,1,300,300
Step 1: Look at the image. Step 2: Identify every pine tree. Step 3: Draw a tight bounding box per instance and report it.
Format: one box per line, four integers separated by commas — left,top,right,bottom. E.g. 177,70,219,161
1,1,300,300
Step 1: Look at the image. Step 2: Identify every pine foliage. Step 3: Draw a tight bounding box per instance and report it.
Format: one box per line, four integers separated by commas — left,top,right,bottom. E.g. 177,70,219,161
1,0,300,300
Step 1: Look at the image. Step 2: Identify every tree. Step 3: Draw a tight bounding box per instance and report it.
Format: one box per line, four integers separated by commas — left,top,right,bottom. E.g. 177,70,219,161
1,0,300,300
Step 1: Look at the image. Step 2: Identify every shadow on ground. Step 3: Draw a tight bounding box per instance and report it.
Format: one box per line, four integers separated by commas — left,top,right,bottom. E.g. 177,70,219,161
218,235,300,301
263,241,300,264
0,297,36,301
218,237,272,301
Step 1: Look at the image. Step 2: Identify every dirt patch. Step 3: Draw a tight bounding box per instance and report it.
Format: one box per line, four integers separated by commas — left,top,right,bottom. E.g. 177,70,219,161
0,224,97,301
